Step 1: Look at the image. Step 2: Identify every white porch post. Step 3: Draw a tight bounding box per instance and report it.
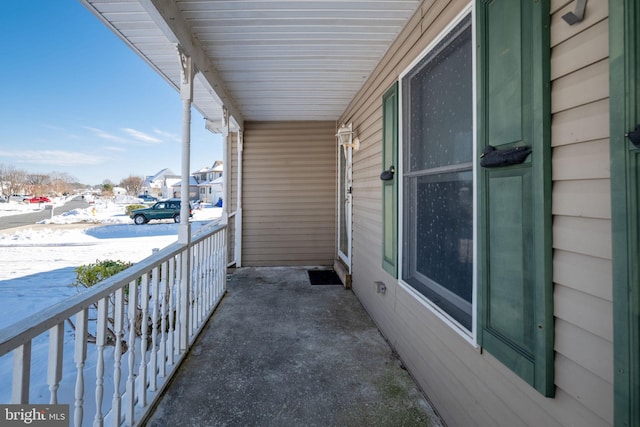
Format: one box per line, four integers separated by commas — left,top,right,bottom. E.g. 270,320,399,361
178,45,194,245
177,45,193,351
221,107,230,221
235,129,243,267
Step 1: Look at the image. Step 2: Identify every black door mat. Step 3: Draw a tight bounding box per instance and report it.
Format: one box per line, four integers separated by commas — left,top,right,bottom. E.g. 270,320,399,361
308,269,343,286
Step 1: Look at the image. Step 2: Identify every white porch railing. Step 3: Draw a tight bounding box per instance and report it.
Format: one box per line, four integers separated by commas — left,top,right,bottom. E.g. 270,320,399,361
0,223,227,426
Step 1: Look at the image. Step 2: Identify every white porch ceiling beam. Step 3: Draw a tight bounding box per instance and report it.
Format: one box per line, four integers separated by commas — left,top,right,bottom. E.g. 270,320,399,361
138,0,245,129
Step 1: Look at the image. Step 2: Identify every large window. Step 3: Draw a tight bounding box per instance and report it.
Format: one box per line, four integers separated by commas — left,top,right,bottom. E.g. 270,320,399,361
401,14,473,331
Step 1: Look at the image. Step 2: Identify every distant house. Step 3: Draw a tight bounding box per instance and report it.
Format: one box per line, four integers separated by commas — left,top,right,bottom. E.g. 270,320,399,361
141,168,180,200
192,161,223,203
112,186,127,196
171,176,199,201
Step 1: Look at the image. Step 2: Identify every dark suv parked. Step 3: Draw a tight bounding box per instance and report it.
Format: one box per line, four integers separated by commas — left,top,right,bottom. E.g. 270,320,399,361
129,200,192,225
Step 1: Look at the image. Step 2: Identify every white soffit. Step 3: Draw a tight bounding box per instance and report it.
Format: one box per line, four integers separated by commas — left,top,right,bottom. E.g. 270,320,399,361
80,0,421,124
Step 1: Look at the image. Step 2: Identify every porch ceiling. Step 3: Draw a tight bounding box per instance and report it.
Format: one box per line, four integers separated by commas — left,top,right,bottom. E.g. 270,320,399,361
80,0,421,127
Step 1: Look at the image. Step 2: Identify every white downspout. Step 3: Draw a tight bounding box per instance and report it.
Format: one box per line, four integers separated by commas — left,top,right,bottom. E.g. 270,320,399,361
235,130,243,267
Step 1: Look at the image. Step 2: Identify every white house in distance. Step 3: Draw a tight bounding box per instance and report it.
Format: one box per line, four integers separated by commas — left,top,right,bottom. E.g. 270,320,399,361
141,168,180,200
192,161,223,204
170,176,199,201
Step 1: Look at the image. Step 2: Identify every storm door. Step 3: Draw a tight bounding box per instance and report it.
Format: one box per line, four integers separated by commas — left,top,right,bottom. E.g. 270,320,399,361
337,130,353,271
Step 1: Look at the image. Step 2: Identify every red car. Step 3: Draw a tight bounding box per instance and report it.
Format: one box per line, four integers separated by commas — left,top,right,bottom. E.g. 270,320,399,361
27,196,51,203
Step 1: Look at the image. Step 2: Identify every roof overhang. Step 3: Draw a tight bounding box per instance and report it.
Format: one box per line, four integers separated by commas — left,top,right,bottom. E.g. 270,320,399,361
79,0,421,128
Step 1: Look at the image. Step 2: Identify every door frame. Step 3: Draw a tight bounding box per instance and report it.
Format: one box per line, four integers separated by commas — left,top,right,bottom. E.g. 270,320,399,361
337,126,354,272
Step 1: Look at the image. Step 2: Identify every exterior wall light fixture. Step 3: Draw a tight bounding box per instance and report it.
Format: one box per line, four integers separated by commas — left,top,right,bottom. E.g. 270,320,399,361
336,123,360,152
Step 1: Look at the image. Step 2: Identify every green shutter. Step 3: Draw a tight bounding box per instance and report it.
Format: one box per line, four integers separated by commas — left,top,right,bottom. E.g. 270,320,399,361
382,83,398,277
610,1,640,425
477,0,554,397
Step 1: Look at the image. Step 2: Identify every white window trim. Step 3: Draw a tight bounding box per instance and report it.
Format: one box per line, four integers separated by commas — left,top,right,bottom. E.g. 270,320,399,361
397,3,478,346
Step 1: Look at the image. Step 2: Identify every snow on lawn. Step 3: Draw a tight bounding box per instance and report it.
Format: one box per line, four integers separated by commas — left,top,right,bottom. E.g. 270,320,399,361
0,198,222,328
0,196,67,217
0,199,222,410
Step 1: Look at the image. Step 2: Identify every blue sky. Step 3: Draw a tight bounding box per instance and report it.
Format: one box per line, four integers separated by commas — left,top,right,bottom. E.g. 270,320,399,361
0,1,222,186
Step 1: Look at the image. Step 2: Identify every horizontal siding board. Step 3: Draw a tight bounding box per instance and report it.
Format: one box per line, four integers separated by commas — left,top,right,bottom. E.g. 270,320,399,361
552,179,611,219
551,99,610,146
553,250,613,301
555,285,613,340
552,139,610,180
553,215,612,260
555,319,614,383
245,236,333,249
243,186,335,194
550,1,608,47
550,19,608,80
555,353,613,424
244,255,333,265
550,0,571,14
241,221,334,229
551,59,609,113
551,389,612,427
245,246,333,255
242,203,332,212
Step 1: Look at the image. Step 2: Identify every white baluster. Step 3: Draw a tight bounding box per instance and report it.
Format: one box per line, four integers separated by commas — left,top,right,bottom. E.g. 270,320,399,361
211,235,216,301
176,252,184,354
74,309,88,427
212,234,218,299
94,298,107,427
202,239,208,311
138,273,149,407
203,239,210,312
200,241,205,322
47,323,64,404
11,342,31,404
150,266,159,391
168,257,176,366
125,280,137,425
159,261,168,377
180,248,190,350
112,288,124,427
193,244,199,329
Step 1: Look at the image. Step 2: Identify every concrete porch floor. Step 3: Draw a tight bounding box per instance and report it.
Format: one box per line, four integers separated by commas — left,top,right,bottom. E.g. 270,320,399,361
145,267,444,427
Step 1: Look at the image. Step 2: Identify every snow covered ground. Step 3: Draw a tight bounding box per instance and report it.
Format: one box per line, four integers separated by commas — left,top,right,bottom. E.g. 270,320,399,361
0,197,222,329
0,197,222,409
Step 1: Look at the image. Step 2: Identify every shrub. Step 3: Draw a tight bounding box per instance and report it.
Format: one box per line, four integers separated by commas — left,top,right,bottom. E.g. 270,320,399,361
125,204,146,216
74,259,133,289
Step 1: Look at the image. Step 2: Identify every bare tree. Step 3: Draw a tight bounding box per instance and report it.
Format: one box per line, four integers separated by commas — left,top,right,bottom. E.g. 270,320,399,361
119,175,144,196
0,164,28,196
50,171,77,195
25,173,51,196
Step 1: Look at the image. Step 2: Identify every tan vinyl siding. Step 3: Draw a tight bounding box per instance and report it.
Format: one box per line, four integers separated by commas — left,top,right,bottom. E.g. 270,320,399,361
338,0,614,425
550,0,613,423
241,121,336,266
